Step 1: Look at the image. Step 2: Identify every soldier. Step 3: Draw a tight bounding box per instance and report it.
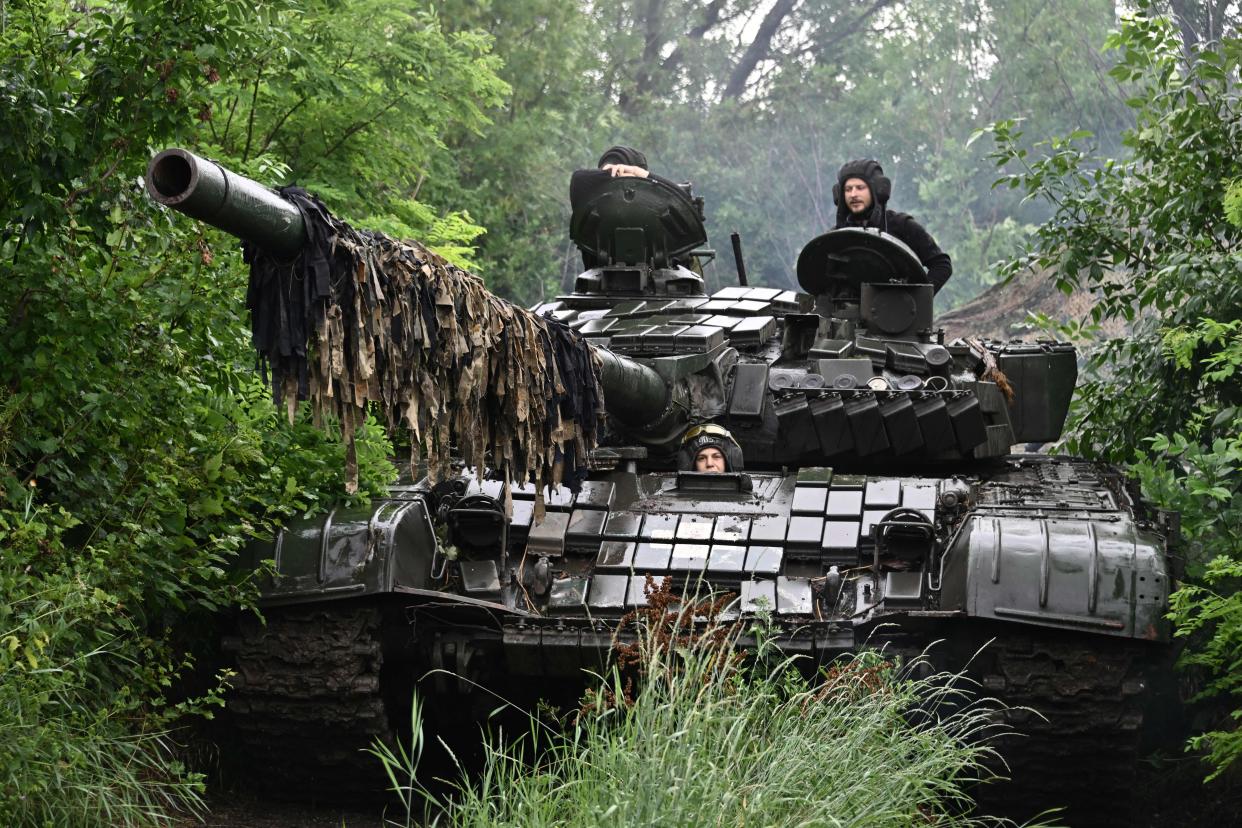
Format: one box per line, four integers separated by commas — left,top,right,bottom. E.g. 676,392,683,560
597,144,651,179
833,159,953,292
678,424,744,473
570,145,681,208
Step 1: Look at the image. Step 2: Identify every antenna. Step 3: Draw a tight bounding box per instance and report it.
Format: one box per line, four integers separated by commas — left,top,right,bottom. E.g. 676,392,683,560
730,231,749,287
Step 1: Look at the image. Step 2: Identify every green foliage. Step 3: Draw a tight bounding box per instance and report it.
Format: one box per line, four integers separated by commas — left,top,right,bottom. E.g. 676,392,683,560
1143,319,1242,781
195,0,508,268
0,506,211,824
1225,178,1242,228
985,4,1242,779
0,1,502,823
982,12,1241,458
427,0,604,300
378,611,1013,828
1170,555,1242,779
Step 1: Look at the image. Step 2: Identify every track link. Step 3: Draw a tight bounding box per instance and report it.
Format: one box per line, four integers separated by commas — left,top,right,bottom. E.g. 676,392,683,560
973,627,1155,827
222,604,397,800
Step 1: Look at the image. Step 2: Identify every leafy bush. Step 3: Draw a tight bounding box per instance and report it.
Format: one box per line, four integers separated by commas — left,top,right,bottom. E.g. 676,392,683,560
1145,320,1242,779
982,5,1242,779
0,1,503,823
0,518,211,825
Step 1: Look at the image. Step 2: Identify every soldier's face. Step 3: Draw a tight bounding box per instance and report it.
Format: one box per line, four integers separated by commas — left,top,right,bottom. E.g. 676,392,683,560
695,447,726,473
844,178,873,215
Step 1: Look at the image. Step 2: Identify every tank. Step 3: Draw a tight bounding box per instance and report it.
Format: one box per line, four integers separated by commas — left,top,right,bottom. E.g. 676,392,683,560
147,149,1176,825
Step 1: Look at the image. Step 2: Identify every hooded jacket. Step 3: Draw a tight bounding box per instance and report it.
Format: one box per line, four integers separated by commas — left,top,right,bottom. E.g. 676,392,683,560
834,160,953,293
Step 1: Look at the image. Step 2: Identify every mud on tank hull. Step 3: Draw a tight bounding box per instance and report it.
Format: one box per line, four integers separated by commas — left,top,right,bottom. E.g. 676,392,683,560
225,454,1173,825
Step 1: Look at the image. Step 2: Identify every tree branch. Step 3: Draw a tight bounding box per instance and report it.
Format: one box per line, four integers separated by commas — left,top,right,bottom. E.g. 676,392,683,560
660,0,730,75
219,95,239,148
241,68,263,162
722,0,800,101
61,142,128,210
316,93,409,165
259,94,309,156
624,0,668,112
815,0,896,53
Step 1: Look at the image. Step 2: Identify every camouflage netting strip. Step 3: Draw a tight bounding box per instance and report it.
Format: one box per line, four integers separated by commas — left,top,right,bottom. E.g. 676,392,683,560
966,336,1015,404
244,186,604,517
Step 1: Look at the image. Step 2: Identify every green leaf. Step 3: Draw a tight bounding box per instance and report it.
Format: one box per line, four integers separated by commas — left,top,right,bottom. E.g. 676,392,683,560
203,452,223,481
193,495,224,517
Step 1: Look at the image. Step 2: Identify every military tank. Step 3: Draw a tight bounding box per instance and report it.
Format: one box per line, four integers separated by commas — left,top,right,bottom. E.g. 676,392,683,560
146,148,1175,825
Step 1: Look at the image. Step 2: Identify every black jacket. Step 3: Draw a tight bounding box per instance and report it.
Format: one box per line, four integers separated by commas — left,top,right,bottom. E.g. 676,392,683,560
839,209,952,292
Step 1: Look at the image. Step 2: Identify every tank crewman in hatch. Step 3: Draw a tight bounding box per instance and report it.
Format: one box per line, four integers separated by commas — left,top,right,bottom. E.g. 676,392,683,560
678,424,744,473
569,145,683,208
833,159,953,292
569,145,705,273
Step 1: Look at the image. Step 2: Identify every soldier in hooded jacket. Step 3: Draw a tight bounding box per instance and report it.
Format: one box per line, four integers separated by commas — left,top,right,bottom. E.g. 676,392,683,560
834,159,953,292
569,145,681,208
569,145,694,271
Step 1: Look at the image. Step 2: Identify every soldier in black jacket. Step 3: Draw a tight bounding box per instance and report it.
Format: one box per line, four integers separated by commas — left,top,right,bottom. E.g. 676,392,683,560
569,145,681,207
833,159,953,292
569,146,699,271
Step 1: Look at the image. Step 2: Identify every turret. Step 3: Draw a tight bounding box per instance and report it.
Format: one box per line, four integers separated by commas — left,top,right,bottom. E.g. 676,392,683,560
567,170,711,298
147,149,1075,471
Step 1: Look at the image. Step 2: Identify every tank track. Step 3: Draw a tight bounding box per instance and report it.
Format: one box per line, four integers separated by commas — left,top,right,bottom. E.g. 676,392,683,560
971,625,1156,827
221,604,398,800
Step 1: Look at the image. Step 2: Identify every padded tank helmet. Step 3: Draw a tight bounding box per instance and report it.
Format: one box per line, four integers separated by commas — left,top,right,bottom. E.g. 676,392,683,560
678,423,744,472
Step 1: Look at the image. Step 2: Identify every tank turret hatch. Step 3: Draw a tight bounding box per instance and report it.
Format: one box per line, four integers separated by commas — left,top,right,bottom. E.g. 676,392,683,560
796,228,925,293
570,175,707,296
571,175,706,267
798,229,933,341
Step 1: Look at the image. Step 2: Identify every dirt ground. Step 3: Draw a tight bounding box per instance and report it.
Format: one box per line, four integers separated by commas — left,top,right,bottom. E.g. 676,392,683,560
178,795,388,828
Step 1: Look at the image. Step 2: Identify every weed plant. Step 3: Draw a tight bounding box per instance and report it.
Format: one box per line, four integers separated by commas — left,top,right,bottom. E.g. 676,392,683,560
0,571,208,827
373,584,1027,828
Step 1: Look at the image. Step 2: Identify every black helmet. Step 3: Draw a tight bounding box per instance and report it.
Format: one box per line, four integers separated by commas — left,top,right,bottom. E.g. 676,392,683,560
598,145,648,170
678,423,744,472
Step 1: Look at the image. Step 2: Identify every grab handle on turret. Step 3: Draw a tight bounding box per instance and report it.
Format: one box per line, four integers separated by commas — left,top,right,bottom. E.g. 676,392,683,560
145,148,307,259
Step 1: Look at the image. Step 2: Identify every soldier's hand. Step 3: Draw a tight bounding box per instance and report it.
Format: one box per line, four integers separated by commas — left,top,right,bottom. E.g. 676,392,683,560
602,163,649,179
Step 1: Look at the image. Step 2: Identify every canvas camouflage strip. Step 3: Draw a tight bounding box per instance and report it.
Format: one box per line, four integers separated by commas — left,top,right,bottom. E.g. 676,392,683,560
244,186,604,516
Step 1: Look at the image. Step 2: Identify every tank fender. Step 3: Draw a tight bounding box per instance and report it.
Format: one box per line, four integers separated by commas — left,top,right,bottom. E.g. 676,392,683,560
939,515,1170,641
254,496,438,605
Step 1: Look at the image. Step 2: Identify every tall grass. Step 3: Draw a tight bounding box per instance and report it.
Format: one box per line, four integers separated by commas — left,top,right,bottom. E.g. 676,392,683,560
0,576,207,827
374,587,1032,828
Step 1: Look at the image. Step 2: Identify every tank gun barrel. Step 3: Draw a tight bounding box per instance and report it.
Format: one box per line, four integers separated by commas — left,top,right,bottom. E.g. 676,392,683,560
146,148,674,436
594,348,671,428
145,148,306,259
